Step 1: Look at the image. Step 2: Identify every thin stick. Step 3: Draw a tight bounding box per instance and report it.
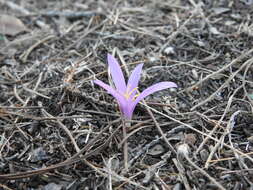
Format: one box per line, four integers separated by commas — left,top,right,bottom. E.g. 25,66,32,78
184,154,226,190
191,56,253,110
172,158,191,190
142,103,253,163
142,100,177,154
19,35,55,63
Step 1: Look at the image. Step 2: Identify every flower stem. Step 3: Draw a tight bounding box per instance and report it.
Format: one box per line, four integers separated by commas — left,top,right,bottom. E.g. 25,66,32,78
121,117,130,171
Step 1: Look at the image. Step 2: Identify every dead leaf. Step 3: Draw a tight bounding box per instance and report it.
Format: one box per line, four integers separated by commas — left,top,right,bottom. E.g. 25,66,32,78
0,15,28,36
184,133,197,145
212,7,230,15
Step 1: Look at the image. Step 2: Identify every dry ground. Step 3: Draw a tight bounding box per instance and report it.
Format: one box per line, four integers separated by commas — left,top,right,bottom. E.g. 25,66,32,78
1,0,253,189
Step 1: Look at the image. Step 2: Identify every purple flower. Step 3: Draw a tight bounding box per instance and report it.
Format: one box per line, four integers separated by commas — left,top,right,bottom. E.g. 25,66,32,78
94,54,177,119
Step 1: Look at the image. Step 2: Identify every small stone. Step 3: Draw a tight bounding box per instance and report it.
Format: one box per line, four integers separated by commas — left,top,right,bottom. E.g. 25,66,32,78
42,183,62,190
192,69,199,80
177,143,190,156
209,26,221,35
29,147,48,162
149,56,158,62
184,133,197,146
148,144,165,156
199,149,209,161
196,40,205,47
164,46,175,55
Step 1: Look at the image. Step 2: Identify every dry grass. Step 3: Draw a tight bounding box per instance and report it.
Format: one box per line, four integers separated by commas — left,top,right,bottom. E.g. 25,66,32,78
1,0,253,189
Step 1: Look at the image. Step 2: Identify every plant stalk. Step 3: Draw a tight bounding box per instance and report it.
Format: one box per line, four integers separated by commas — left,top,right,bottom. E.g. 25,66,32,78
122,117,130,171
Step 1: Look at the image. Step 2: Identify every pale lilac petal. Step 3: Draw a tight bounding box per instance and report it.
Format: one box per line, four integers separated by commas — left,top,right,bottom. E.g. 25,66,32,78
128,82,177,117
123,101,135,119
107,54,126,93
127,64,143,99
134,82,177,104
93,79,126,109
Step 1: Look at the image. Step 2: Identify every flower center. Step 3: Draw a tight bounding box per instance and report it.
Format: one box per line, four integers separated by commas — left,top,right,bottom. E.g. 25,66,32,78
123,87,139,100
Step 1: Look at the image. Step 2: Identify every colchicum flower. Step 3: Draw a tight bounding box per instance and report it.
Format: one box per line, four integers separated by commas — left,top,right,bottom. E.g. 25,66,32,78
94,54,177,119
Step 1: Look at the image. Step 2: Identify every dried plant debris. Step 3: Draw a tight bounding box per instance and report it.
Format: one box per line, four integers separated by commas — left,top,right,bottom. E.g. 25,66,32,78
0,0,253,189
0,15,28,36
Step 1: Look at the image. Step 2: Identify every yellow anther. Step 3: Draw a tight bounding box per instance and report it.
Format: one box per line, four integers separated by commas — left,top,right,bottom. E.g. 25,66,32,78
132,92,140,101
128,87,138,96
123,87,139,100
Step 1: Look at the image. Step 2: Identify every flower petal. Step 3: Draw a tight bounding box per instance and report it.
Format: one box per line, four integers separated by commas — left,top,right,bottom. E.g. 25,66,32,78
127,64,143,99
135,82,177,104
123,101,135,119
107,54,126,93
128,82,177,117
93,79,126,108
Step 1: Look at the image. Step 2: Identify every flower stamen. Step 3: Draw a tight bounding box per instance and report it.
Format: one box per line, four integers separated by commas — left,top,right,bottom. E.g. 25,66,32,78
123,87,138,100
132,92,140,101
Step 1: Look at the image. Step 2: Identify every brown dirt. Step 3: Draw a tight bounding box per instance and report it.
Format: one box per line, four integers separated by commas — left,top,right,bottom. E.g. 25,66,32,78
1,0,253,189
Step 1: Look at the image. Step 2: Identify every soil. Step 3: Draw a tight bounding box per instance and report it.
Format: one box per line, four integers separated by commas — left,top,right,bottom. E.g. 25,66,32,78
1,0,253,189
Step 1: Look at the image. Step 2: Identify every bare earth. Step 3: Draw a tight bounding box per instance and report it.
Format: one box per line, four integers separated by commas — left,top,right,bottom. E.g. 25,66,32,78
1,0,253,189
